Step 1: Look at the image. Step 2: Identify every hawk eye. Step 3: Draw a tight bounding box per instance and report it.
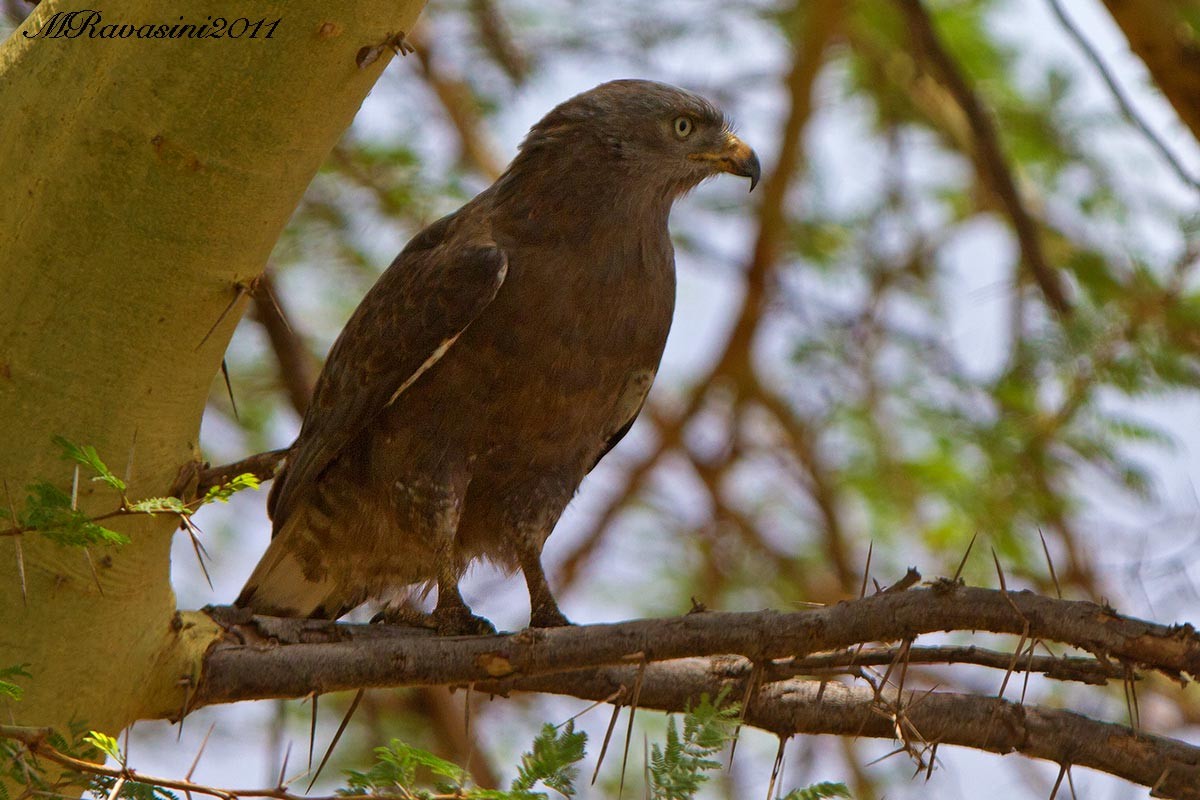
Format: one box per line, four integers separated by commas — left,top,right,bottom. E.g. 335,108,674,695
673,116,694,139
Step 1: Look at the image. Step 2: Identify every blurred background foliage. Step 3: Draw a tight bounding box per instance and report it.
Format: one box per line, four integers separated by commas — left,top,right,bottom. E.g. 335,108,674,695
7,0,1200,795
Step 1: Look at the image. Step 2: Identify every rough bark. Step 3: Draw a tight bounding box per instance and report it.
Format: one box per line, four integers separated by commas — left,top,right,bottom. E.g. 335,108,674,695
0,0,425,752
176,583,1200,797
191,584,1200,709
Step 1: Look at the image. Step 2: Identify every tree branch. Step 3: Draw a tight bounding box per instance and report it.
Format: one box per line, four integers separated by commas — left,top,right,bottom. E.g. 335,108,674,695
191,584,1200,711
487,664,1200,798
251,272,317,418
893,0,1073,315
1047,0,1200,192
175,580,1200,796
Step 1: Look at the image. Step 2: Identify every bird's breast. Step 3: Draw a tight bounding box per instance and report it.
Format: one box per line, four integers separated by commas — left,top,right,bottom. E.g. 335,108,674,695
419,234,675,471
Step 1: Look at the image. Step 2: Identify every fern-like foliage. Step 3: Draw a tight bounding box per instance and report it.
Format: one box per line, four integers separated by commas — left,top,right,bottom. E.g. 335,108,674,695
648,690,740,799
0,664,30,701
342,738,469,797
510,722,587,798
0,437,260,548
341,721,586,799
779,782,852,800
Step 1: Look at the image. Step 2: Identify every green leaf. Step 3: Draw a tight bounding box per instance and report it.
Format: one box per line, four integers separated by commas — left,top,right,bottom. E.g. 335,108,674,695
648,690,739,800
52,436,126,493
21,482,129,547
511,722,587,798
201,473,261,505
780,782,852,800
0,665,30,701
341,739,467,796
127,496,188,515
82,731,121,762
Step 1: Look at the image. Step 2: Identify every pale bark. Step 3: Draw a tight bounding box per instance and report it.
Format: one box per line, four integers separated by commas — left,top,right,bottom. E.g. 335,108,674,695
0,0,425,751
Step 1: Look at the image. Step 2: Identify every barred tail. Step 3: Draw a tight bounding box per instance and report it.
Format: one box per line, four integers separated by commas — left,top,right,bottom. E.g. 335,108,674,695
235,508,344,619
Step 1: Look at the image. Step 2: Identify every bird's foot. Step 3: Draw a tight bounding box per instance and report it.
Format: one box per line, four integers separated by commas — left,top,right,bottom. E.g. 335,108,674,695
371,606,437,628
432,606,497,636
528,604,572,628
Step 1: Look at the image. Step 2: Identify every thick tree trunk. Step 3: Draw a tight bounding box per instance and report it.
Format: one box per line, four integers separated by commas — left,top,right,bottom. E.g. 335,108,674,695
0,0,424,758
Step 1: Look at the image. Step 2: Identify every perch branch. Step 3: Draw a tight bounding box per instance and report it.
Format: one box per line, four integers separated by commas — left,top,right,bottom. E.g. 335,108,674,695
194,583,1200,707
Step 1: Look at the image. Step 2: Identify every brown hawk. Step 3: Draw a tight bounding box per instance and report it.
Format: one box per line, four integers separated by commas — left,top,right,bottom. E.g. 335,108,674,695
236,80,759,632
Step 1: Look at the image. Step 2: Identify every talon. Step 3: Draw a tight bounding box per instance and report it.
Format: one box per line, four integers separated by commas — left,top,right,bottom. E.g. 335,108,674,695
433,607,497,636
529,605,571,628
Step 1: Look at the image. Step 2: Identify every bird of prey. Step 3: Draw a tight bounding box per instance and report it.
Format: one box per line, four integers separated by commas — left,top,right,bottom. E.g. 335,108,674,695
236,79,759,633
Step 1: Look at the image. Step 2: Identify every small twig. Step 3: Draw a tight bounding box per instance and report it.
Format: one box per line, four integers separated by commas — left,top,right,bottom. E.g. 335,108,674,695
195,450,288,498
591,687,626,785
1039,530,1062,600
953,532,978,583
187,722,217,782
617,661,647,800
308,688,364,790
884,567,921,593
1045,0,1200,193
893,0,1071,314
859,540,874,599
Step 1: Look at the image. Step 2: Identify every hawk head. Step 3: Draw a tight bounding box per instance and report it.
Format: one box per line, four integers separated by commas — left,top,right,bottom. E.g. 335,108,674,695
511,79,760,200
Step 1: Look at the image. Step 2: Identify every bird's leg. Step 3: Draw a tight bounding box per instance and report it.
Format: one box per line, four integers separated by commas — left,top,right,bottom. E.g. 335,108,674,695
426,506,497,635
518,540,571,628
432,573,496,635
402,476,495,636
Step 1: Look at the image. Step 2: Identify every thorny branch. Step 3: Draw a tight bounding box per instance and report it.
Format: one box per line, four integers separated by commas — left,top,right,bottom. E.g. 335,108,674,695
488,664,1200,799
163,579,1200,797
194,582,1200,707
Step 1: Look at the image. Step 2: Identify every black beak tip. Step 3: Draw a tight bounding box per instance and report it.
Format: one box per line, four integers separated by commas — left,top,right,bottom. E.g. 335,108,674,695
745,150,761,192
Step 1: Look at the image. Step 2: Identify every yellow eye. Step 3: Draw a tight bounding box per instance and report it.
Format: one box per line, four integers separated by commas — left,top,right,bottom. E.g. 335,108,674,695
673,116,694,138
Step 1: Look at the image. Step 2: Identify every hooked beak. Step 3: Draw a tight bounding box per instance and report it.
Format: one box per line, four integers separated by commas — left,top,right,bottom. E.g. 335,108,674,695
689,133,761,192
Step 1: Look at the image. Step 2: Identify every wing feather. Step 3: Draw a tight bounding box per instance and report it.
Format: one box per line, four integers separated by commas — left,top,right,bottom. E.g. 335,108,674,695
268,214,507,529
588,369,656,472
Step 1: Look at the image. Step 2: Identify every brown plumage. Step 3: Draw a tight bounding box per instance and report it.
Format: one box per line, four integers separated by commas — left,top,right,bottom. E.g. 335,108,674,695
236,80,759,632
